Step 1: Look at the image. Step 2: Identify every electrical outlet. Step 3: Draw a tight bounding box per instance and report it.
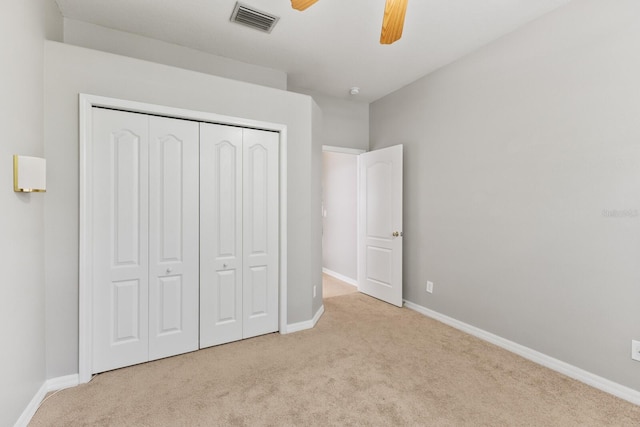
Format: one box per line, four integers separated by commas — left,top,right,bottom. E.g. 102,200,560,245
426,281,434,294
632,340,640,362
313,285,317,298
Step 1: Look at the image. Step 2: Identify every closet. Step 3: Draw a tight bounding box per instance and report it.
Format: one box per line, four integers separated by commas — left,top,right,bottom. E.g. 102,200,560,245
199,123,279,348
90,108,279,374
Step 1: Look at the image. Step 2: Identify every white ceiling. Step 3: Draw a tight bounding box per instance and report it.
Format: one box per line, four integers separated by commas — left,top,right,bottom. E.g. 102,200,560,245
55,0,571,102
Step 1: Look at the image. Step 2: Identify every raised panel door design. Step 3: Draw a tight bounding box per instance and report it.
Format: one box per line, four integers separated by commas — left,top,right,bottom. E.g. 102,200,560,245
358,145,403,307
243,129,279,339
92,108,149,373
148,116,199,361
249,266,268,316
112,279,141,343
366,162,392,240
112,131,141,266
247,144,268,254
200,123,243,348
158,134,183,262
366,246,392,288
364,161,393,289
157,276,183,334
217,142,239,257
91,109,281,373
217,270,238,322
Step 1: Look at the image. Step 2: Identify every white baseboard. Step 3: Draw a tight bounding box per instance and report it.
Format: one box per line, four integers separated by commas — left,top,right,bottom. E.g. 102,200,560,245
14,382,47,427
285,304,325,334
45,374,79,392
15,374,79,427
322,268,357,287
403,300,640,406
20,302,639,422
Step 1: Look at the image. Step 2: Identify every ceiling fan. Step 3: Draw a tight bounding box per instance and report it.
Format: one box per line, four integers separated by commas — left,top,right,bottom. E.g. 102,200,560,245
290,0,409,45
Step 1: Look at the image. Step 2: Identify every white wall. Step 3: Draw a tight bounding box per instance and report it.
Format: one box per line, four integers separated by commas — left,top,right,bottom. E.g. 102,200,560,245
0,1,62,425
44,41,320,378
370,0,640,391
290,88,369,151
322,152,358,281
63,18,287,91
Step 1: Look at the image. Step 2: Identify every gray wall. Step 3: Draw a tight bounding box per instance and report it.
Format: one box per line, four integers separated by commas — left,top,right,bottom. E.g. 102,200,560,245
44,41,320,378
63,18,287,91
289,89,369,151
311,102,324,316
0,2,62,425
322,152,358,281
370,0,640,391
289,89,367,288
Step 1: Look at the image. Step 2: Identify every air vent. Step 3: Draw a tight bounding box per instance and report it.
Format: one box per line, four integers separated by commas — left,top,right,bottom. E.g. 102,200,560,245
230,2,280,33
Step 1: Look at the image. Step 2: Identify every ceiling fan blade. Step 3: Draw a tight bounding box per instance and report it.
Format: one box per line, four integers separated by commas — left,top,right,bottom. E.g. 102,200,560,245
380,0,408,44
291,0,319,11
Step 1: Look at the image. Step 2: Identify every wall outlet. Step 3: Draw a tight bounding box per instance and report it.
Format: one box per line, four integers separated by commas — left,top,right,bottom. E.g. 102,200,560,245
426,281,434,294
313,285,317,298
632,340,640,362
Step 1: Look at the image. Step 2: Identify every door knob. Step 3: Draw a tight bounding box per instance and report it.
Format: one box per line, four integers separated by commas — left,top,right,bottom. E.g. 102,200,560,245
166,267,172,274
223,263,228,268
392,231,399,237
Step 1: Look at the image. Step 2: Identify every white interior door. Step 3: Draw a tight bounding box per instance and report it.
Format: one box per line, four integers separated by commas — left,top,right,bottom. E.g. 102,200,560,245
82,97,286,379
92,108,150,373
92,110,279,367
148,116,199,361
200,123,244,348
200,124,279,347
358,145,403,307
242,129,279,339
92,109,200,373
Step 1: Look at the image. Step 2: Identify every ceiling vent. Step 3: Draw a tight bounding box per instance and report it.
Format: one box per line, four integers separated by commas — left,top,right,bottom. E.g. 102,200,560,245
230,2,280,34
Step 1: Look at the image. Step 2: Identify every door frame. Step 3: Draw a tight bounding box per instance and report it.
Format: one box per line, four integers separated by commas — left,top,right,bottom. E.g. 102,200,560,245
321,145,365,287
322,145,366,155
78,94,288,383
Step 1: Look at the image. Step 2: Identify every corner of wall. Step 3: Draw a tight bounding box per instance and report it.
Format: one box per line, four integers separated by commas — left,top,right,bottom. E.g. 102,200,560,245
310,101,324,317
45,0,64,42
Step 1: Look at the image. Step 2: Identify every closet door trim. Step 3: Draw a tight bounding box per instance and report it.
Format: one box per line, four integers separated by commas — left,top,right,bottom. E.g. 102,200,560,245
79,94,288,383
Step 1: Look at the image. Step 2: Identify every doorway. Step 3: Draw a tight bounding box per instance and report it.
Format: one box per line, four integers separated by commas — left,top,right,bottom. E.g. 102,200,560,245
321,145,363,297
322,144,404,307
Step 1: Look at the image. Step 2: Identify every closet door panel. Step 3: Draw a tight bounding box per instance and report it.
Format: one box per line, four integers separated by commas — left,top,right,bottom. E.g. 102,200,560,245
148,116,200,361
242,129,279,339
92,108,149,373
200,123,243,348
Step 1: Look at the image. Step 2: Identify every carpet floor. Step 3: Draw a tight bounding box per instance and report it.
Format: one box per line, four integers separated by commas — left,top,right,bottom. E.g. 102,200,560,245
31,292,640,426
322,273,357,298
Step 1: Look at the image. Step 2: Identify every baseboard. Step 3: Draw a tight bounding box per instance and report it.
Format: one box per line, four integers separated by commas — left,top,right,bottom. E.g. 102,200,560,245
14,374,79,427
14,382,47,427
322,268,357,287
286,304,325,334
403,300,640,406
46,374,79,392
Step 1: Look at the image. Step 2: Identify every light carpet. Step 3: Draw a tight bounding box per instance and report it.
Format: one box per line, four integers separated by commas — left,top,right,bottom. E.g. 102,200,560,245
30,293,640,426
322,273,357,298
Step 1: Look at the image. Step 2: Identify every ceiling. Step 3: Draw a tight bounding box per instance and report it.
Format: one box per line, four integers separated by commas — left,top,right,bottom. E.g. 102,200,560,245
55,0,571,102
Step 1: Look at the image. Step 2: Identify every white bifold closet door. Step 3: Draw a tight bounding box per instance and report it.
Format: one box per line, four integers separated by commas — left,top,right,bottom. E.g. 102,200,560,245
200,123,279,348
91,108,199,374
